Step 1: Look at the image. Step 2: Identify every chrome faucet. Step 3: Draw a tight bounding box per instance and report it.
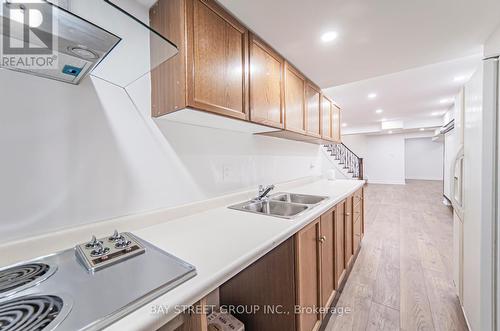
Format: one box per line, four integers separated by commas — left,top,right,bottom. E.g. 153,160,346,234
255,184,275,201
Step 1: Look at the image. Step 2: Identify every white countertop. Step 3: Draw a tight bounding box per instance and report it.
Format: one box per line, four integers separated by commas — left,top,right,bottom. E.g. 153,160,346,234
103,179,365,331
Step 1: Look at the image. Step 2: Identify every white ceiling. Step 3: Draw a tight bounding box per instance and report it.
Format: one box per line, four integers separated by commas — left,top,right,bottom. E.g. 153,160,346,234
219,0,500,87
323,54,481,134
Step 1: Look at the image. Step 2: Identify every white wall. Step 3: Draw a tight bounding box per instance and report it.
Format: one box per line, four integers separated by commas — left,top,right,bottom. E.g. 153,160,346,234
343,133,405,184
0,69,320,243
341,135,367,158
405,137,443,180
0,0,322,243
343,131,440,184
484,22,500,57
364,134,406,184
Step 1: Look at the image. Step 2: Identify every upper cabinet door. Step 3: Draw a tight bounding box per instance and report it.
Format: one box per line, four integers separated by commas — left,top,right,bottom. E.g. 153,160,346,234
321,95,332,141
284,63,306,133
187,0,249,120
305,82,321,138
332,104,341,142
249,34,284,128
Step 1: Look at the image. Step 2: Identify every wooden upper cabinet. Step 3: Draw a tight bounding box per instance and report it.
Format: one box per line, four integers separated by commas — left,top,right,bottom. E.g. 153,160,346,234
295,219,322,331
150,0,339,145
150,0,188,116
249,34,284,128
305,82,321,138
284,63,306,134
332,104,341,143
150,0,249,119
321,95,333,141
187,0,249,120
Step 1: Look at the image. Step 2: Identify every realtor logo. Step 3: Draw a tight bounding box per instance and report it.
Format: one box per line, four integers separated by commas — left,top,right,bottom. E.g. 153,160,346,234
1,0,58,69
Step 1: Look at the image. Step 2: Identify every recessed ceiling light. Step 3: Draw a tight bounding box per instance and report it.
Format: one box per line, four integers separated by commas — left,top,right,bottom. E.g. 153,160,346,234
439,98,453,104
321,31,338,42
368,93,377,99
342,123,347,127
454,75,466,82
420,128,425,131
388,130,393,134
431,111,444,116
375,108,383,114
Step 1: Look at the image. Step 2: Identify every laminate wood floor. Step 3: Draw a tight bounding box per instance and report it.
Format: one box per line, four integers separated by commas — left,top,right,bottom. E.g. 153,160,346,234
325,180,469,331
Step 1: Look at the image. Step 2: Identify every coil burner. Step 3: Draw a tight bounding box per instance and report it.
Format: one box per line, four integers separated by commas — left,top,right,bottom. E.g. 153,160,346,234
0,294,71,331
0,263,56,299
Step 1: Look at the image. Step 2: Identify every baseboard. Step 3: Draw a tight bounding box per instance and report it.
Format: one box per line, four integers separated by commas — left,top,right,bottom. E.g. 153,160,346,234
405,177,443,181
367,179,406,185
460,304,473,331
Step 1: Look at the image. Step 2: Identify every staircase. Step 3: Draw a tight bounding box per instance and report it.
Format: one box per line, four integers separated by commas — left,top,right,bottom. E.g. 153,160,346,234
324,143,364,180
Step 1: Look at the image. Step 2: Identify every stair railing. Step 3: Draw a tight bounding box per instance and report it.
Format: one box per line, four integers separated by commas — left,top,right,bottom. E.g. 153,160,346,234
325,143,364,180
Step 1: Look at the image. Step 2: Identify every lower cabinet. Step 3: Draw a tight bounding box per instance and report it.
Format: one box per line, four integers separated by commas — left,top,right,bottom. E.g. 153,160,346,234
353,187,364,252
218,188,364,331
319,208,335,313
334,201,345,289
344,196,353,267
219,238,297,330
295,219,322,331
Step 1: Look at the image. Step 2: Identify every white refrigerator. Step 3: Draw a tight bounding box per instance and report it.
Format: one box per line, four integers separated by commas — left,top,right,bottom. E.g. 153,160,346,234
451,56,499,331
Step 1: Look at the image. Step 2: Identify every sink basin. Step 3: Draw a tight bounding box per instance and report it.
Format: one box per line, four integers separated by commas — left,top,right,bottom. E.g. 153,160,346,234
270,193,328,205
229,200,309,219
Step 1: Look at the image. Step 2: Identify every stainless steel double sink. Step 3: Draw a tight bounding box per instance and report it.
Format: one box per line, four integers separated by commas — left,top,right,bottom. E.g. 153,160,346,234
228,193,329,219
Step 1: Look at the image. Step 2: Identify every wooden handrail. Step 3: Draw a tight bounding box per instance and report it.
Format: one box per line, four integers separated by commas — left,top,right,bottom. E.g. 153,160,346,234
325,143,364,180
339,142,361,160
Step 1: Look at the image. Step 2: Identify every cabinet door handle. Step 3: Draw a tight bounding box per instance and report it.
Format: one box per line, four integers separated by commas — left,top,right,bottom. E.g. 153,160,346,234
345,212,351,216
319,236,326,243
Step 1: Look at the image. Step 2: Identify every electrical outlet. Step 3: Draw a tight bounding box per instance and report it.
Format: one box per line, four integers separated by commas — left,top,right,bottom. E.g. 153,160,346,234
222,165,232,182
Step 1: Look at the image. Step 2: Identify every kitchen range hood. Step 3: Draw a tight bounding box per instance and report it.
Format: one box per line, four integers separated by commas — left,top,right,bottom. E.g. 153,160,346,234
0,0,177,86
